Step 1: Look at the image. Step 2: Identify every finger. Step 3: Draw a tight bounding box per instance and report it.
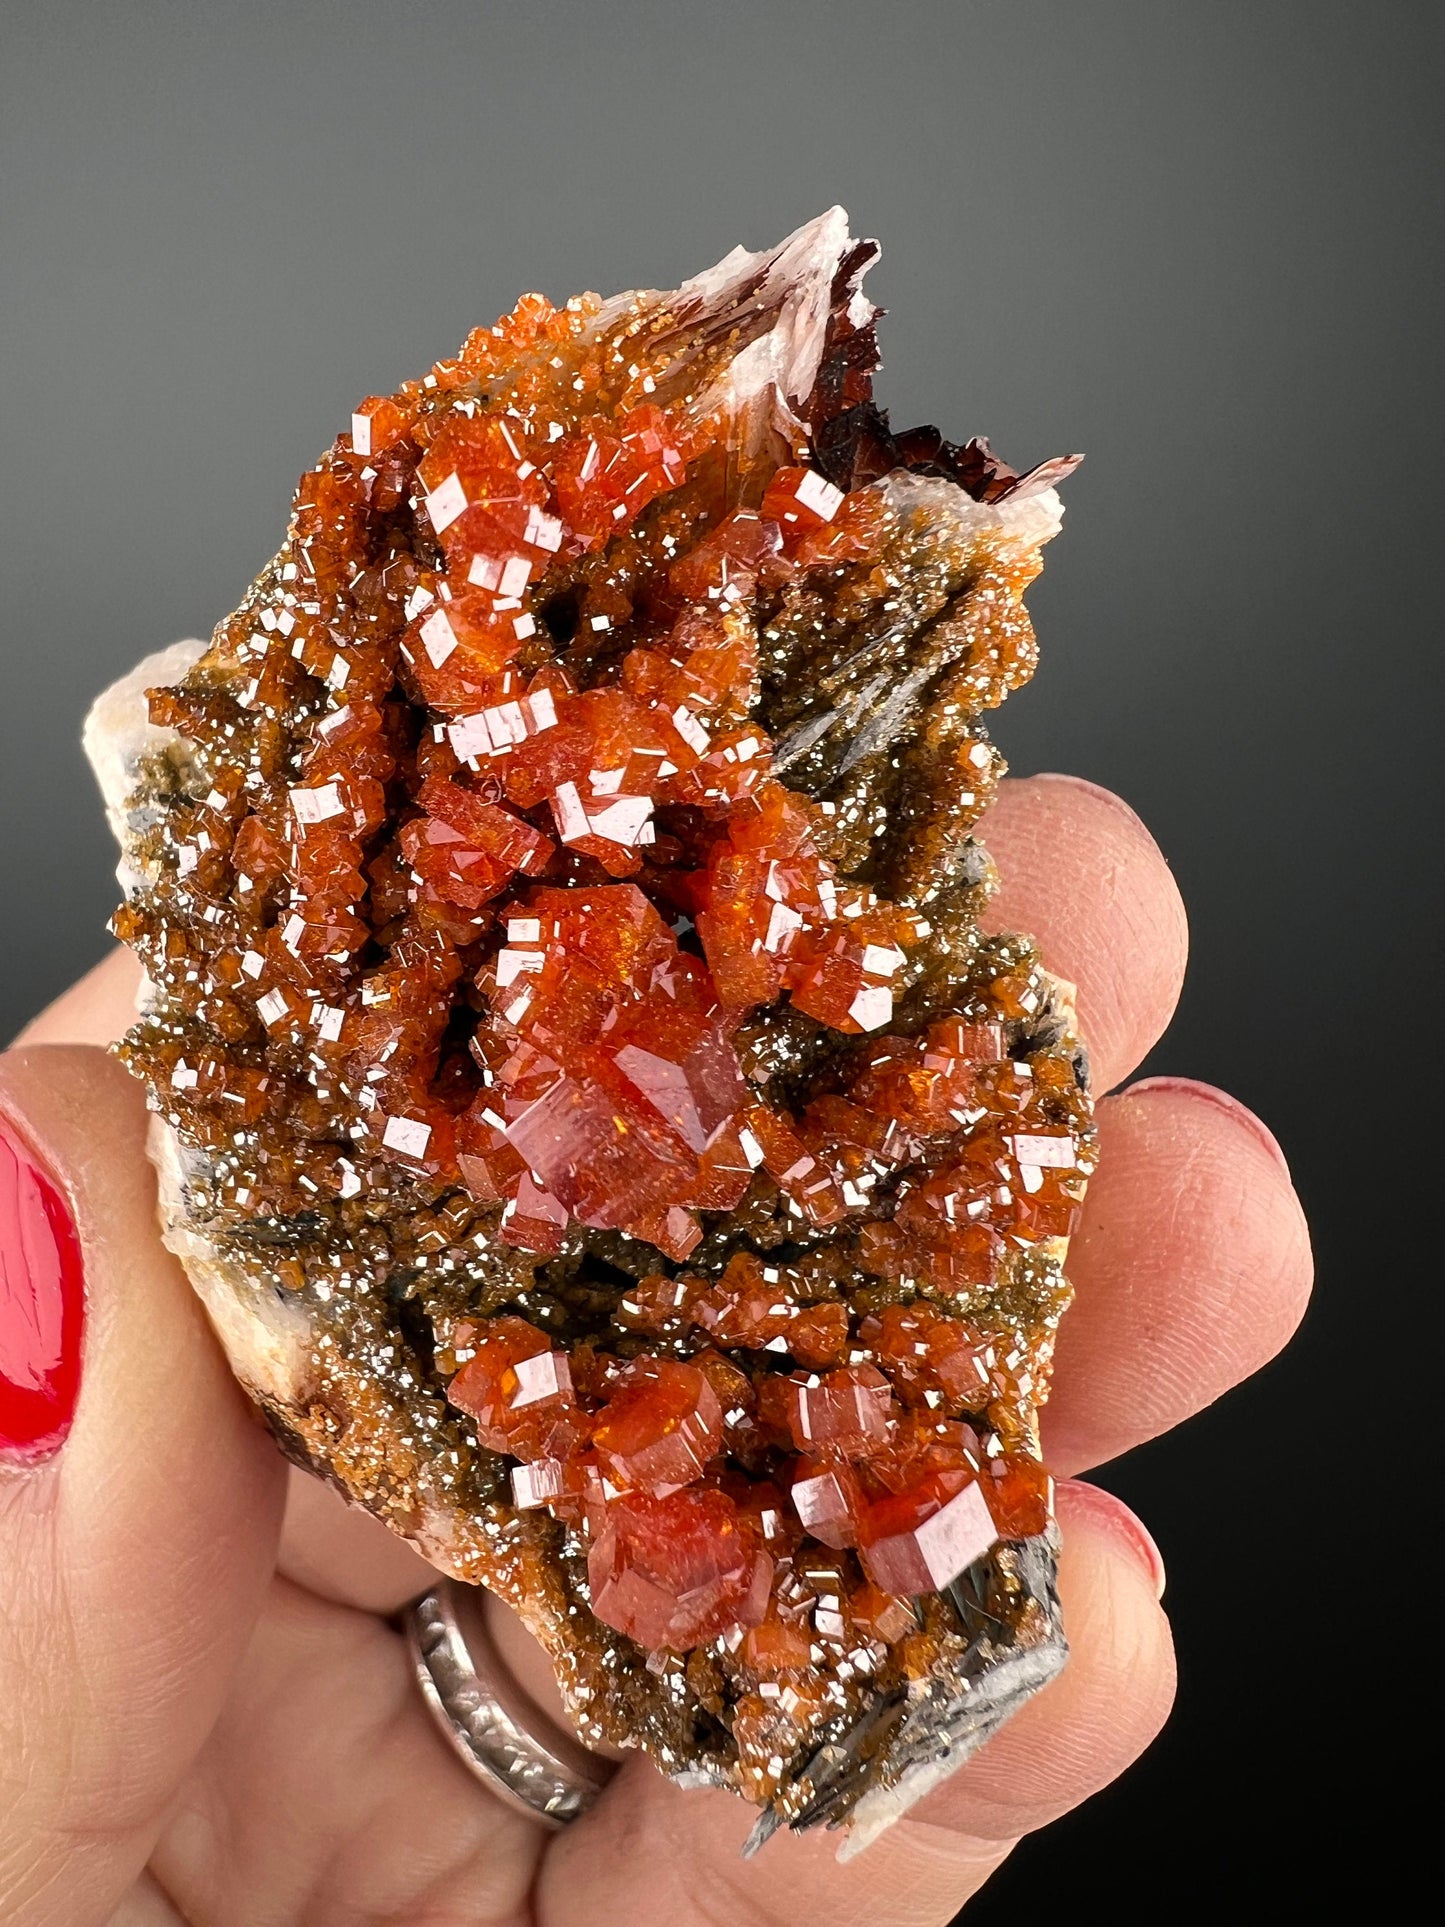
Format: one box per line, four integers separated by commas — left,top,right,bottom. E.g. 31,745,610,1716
0,1047,286,1927
1043,1077,1313,1475
13,944,142,1048
278,1465,438,1614
907,1482,1171,1842
536,1479,1173,1927
981,773,1189,1092
148,1578,543,1927
109,1876,185,1925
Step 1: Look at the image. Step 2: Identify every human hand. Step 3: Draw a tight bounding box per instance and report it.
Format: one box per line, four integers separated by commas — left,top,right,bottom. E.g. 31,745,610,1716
0,772,1310,1926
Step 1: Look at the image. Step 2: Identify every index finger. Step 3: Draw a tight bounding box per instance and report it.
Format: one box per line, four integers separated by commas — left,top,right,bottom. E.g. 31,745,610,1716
982,772,1188,1093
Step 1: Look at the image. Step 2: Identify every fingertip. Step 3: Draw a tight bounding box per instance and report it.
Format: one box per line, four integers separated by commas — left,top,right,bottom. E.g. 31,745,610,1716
0,1044,285,1867
1046,1077,1313,1474
1059,1477,1167,1601
1051,1476,1177,1742
0,1040,288,1543
981,773,1189,1092
13,946,143,1049
1110,1077,1314,1356
1029,770,1157,841
1123,1074,1293,1182
911,1480,1176,1845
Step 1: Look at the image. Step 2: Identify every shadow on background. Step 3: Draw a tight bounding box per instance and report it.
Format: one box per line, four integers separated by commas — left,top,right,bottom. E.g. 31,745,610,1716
3,2,1437,1914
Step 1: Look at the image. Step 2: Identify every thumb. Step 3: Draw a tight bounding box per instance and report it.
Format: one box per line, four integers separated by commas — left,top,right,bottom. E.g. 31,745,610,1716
0,1045,286,1927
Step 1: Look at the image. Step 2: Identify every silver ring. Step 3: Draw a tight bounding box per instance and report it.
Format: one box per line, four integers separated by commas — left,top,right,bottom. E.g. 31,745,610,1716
405,1581,614,1827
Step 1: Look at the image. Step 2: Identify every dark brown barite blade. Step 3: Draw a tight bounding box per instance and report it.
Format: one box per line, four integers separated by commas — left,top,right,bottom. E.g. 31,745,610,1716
86,208,1091,1848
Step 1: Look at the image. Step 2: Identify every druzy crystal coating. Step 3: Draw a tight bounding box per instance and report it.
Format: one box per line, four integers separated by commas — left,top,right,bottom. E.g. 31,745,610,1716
102,211,1092,1841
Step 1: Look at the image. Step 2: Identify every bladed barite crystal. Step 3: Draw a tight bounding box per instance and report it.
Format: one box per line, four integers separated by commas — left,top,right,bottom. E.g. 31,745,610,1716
90,209,1093,1848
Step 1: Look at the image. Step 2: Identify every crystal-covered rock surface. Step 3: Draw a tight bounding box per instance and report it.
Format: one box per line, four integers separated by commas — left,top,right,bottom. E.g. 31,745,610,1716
89,211,1090,1847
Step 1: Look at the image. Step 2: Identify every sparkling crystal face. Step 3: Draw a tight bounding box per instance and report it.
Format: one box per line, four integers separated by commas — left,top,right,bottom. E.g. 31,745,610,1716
111,213,1092,1825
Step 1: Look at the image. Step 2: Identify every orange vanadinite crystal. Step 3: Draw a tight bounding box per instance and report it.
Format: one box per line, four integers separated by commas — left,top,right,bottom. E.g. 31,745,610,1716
116,214,1092,1712
447,1315,584,1459
588,1486,772,1651
591,1357,723,1494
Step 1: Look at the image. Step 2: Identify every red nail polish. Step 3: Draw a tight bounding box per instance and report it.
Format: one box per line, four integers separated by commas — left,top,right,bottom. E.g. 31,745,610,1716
1058,1479,1168,1601
0,1113,85,1461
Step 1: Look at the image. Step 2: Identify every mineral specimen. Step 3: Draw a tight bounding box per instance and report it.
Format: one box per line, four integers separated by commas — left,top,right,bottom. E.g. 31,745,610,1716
87,208,1092,1849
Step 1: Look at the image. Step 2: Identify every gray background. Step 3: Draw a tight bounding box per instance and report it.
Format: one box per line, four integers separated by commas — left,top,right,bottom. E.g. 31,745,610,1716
2,1,1437,1912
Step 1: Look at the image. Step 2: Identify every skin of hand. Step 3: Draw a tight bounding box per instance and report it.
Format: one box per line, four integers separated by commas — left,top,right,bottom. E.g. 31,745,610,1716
0,773,1312,1927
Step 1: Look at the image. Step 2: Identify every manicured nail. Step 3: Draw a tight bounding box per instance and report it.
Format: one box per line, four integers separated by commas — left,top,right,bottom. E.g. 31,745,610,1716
1061,1480,1167,1600
0,1111,85,1462
1116,1502,1167,1602
1030,771,1153,841
1123,1075,1292,1181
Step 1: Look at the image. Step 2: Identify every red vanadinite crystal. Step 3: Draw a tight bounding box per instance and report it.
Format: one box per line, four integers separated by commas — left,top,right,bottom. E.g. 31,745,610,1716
848,1580,916,1645
448,1315,584,1459
789,1460,866,1549
857,1475,997,1596
759,464,846,537
739,1602,816,1675
587,1486,772,1651
693,1254,849,1368
401,777,553,914
473,882,756,1242
592,1357,723,1495
553,406,687,541
982,1455,1054,1540
859,1304,1000,1412
772,1364,895,1457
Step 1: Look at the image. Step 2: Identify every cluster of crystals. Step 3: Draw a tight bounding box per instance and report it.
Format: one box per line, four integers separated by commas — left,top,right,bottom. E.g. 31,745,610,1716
370,440,935,1254
114,240,1089,1783
437,990,1084,1696
122,280,1034,1257
443,1288,1051,1725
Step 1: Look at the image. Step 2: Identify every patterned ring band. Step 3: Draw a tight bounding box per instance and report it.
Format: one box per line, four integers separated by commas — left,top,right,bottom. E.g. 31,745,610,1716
405,1581,614,1827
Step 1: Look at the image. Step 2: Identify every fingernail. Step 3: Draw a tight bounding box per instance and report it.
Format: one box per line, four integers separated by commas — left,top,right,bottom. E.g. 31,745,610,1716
1061,1480,1167,1600
1117,1502,1168,1602
0,1111,85,1462
1123,1075,1292,1181
1030,771,1153,841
